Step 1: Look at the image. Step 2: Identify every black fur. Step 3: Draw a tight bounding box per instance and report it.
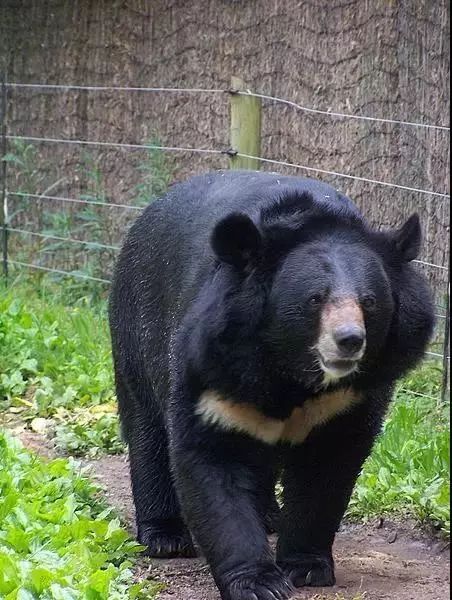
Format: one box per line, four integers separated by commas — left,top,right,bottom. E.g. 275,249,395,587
109,171,434,600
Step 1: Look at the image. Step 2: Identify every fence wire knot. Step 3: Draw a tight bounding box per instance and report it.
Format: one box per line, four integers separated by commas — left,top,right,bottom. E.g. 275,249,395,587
222,147,238,157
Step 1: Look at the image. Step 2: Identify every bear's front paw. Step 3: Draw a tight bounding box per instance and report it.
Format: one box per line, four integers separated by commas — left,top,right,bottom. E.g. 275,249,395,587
138,519,197,558
278,553,335,587
221,564,294,600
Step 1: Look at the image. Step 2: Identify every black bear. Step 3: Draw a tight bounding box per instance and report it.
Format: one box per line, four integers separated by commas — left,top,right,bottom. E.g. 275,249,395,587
109,170,434,600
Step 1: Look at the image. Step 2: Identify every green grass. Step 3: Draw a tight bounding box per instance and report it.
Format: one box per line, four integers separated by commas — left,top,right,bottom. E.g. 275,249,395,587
0,430,162,599
0,276,450,535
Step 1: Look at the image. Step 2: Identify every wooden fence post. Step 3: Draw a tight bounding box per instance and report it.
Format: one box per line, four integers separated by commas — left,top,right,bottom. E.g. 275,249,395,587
229,76,262,170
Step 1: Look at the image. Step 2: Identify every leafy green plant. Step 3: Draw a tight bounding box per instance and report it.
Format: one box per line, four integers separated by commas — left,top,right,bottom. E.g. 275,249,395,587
3,139,65,263
53,406,124,458
0,278,118,455
3,139,62,201
34,152,118,283
4,138,174,286
0,430,163,599
348,373,450,535
133,137,174,207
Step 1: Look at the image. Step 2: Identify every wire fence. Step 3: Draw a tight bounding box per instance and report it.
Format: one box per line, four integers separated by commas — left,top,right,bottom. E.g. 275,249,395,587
6,82,451,131
5,134,450,199
1,78,450,401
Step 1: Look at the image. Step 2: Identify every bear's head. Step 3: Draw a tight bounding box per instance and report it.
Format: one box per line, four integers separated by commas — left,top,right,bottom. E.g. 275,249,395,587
208,195,434,394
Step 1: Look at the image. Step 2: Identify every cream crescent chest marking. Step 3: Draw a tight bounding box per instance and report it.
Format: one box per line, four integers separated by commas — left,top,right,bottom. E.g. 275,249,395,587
196,388,361,445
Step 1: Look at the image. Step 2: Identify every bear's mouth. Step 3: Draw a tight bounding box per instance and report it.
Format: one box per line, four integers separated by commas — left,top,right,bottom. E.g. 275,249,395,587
318,356,359,379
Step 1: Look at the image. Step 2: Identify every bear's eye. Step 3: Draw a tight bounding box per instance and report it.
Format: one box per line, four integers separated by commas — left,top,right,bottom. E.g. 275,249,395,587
309,294,324,307
362,295,377,310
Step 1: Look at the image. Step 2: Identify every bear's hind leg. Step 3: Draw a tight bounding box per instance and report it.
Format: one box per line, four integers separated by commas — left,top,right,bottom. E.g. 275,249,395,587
117,376,196,558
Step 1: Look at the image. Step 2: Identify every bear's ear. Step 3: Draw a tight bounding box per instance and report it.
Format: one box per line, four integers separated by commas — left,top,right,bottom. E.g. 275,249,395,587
392,213,422,262
211,213,262,269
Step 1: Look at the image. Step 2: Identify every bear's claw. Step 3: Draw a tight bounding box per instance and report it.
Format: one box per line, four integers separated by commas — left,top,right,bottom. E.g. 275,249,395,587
138,521,197,558
278,553,335,587
222,564,294,600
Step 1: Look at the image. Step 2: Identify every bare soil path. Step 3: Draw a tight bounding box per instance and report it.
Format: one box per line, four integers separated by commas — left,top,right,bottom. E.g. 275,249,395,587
89,454,450,600
18,431,450,600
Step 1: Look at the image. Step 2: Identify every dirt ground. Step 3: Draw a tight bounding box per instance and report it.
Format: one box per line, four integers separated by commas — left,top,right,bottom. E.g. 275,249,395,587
88,454,450,600
18,431,450,600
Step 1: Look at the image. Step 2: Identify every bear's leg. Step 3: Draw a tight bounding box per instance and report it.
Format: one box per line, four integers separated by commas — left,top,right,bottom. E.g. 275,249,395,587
118,377,196,558
169,418,293,600
277,404,381,588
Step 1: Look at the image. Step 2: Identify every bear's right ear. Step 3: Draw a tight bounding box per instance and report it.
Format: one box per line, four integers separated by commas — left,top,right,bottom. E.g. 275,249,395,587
211,213,262,269
392,213,422,262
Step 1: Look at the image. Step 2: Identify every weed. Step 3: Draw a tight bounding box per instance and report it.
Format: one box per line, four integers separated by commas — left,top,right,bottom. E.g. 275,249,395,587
0,430,162,598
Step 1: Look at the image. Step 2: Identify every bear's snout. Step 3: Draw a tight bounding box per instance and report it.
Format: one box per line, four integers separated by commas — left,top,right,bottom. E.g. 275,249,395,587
316,298,366,380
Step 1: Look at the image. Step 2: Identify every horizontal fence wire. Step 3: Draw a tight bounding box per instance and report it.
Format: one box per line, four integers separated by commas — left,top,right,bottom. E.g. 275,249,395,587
6,224,450,341
6,134,226,158
9,191,144,211
236,90,451,132
397,388,441,402
6,82,450,132
7,227,121,250
234,152,450,199
7,259,111,283
414,259,448,271
6,259,449,357
7,194,449,281
6,256,452,361
6,82,227,95
6,191,449,273
426,351,450,360
6,135,451,199
7,254,452,333
7,223,450,279
6,224,450,285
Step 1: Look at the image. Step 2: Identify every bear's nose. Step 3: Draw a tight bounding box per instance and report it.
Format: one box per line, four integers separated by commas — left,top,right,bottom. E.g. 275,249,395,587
334,325,366,356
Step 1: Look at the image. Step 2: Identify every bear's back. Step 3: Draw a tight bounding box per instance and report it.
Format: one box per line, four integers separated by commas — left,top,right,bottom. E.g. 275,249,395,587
144,170,358,232
130,170,360,269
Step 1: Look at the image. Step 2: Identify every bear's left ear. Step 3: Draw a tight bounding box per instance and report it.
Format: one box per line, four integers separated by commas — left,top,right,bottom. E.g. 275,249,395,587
392,213,422,262
211,213,262,269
